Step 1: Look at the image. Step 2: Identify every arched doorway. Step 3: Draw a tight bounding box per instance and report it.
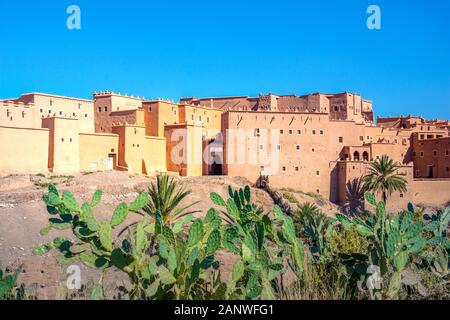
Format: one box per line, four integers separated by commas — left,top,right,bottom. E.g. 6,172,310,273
353,151,360,161
363,151,369,161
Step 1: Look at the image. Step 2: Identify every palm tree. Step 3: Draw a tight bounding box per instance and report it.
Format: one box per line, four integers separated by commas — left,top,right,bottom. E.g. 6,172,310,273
143,173,200,224
361,155,408,204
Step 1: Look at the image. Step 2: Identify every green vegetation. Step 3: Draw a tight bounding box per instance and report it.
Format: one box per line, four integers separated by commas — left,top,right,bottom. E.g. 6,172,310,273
0,264,25,300
143,174,200,224
19,175,450,300
49,175,75,183
81,171,96,176
34,182,51,190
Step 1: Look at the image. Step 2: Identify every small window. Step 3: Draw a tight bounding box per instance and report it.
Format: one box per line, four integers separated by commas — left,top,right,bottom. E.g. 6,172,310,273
70,138,72,142
360,136,364,141
78,103,81,109
199,116,202,121
316,189,320,193
85,114,88,118
48,110,52,114
446,167,449,172
191,115,194,121
400,194,404,198
61,138,64,142
433,150,437,156
413,151,416,157
446,150,449,156
111,149,115,152
207,117,210,123
280,129,284,134
98,107,102,112
415,170,420,177
59,111,63,116
312,148,315,152
334,106,338,111
173,110,177,115
339,137,343,143
259,145,264,150
73,113,76,117
320,130,324,135
148,107,152,112
282,166,286,172
312,130,316,135
420,151,424,157
289,130,293,135
316,171,320,176
295,166,299,171
297,130,301,134
277,145,281,150
40,108,43,113
104,107,108,112
296,145,300,150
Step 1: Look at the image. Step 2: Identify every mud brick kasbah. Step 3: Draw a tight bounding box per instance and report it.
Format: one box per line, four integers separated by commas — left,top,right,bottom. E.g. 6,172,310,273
1,91,449,211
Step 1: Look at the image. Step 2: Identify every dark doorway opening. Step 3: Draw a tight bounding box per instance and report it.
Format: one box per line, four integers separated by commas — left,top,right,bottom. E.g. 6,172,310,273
427,165,434,178
363,151,369,161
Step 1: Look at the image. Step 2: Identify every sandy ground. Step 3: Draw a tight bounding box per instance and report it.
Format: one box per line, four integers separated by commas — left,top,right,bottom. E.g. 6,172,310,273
0,171,336,299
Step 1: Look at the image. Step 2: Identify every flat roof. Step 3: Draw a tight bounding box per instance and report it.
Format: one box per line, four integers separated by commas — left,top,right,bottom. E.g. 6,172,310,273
21,92,93,103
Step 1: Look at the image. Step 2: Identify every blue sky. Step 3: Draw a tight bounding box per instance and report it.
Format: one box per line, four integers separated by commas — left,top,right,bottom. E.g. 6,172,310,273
0,0,449,119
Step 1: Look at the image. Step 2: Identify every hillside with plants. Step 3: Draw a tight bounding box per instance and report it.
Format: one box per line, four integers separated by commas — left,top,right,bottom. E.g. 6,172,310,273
1,171,447,300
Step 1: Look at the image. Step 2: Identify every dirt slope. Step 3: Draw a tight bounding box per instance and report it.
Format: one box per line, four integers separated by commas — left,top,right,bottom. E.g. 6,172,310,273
0,172,337,299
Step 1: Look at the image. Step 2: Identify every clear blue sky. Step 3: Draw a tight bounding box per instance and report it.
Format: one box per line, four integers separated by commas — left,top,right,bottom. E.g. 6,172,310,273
0,0,449,119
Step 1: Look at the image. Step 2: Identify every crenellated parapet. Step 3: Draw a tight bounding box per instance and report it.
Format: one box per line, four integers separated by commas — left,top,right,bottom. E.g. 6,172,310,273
94,90,145,101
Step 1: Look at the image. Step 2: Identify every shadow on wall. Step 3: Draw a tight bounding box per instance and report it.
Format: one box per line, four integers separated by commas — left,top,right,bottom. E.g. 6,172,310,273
342,177,365,217
329,164,339,204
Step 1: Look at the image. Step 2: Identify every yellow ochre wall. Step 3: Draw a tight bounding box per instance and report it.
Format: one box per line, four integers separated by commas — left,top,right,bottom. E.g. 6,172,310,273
179,104,222,138
0,101,38,129
16,93,95,133
112,125,145,174
0,126,49,174
165,124,203,176
42,117,80,174
143,101,179,137
144,136,167,173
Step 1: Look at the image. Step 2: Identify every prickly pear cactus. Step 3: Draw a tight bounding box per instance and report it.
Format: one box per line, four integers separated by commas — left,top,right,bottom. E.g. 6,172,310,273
210,186,305,299
34,184,150,299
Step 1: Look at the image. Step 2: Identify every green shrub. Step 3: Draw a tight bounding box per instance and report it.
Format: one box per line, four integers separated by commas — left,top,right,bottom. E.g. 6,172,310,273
211,185,306,299
31,184,448,301
0,264,25,300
